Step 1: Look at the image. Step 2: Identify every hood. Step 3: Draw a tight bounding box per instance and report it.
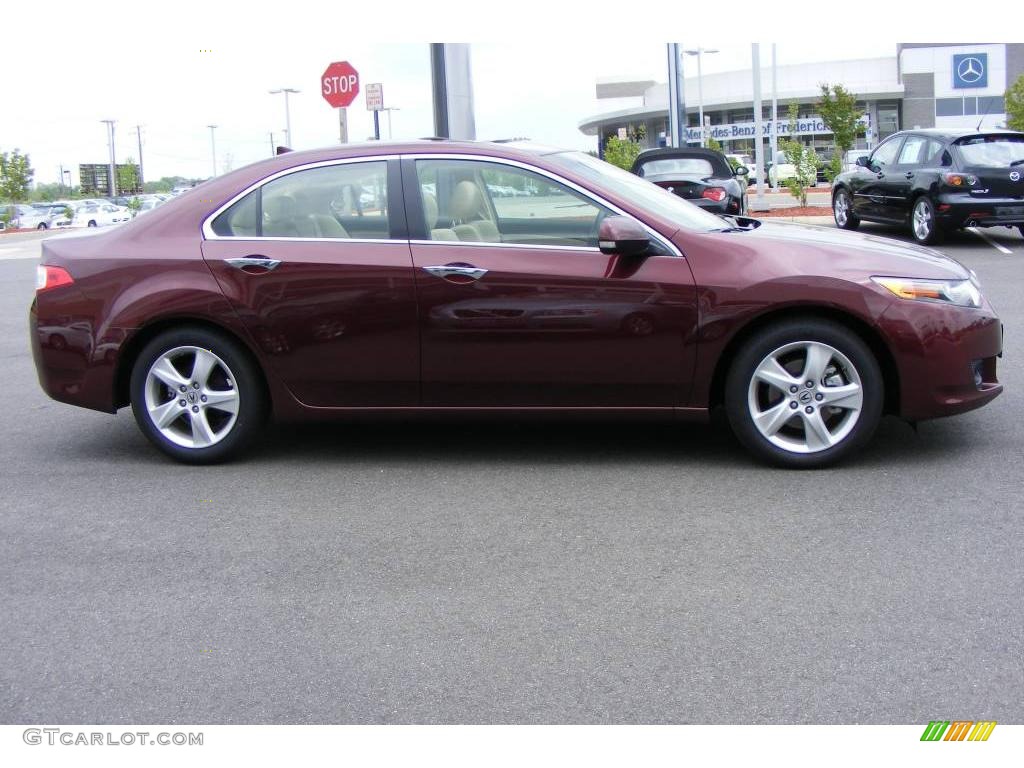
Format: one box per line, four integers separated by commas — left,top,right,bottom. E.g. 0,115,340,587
733,220,971,281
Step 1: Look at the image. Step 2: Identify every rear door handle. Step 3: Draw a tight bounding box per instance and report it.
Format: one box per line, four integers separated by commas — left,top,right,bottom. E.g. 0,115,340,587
905,171,915,179
422,263,488,281
225,256,282,271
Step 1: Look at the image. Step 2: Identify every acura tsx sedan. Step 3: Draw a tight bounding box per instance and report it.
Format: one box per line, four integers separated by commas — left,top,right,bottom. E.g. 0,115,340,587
30,140,1003,467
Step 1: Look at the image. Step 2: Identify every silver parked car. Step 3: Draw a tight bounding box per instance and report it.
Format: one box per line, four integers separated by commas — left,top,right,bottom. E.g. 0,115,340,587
3,204,54,230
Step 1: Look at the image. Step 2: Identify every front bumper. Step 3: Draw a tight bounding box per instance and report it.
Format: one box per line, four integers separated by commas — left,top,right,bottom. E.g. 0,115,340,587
878,297,1003,421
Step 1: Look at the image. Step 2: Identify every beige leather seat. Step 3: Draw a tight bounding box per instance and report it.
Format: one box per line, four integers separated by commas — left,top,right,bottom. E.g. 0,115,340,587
448,180,501,243
262,194,300,237
422,192,458,241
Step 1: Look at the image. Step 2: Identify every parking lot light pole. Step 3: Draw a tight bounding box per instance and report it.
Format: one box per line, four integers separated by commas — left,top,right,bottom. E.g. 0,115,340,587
684,48,718,148
207,125,218,178
771,44,778,189
269,88,300,147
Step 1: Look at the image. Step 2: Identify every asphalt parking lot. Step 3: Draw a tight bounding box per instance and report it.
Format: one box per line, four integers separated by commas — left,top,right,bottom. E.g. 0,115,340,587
1,222,1022,724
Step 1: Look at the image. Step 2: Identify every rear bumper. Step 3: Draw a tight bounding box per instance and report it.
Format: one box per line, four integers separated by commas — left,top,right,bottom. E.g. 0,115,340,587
879,298,1003,421
934,193,1024,228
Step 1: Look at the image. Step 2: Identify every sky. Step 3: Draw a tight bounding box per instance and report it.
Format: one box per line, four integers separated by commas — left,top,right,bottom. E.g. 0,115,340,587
0,2,976,187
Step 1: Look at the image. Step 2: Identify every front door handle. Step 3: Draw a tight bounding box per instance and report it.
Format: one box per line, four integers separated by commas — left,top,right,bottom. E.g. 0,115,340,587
225,256,282,272
422,263,488,282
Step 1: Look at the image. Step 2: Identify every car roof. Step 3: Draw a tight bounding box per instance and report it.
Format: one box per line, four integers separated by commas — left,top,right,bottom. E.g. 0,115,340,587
885,127,1024,142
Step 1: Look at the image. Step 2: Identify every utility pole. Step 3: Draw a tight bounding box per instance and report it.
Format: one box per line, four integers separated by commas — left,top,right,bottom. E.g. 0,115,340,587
101,119,117,197
684,48,719,148
269,88,299,147
58,164,65,193
135,125,145,187
269,131,276,157
207,125,218,178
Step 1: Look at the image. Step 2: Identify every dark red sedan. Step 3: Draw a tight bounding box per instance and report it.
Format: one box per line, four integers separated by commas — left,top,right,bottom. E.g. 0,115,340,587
30,140,1003,467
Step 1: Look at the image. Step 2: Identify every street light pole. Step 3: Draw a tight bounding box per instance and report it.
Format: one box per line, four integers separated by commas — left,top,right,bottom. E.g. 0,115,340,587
207,125,218,178
100,119,117,197
135,125,145,188
380,107,400,139
684,48,718,149
771,44,779,189
269,88,300,147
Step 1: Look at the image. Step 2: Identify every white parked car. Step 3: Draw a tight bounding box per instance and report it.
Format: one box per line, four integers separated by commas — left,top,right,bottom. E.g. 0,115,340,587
767,148,800,188
60,202,132,228
843,149,871,173
133,198,164,217
726,153,756,176
3,204,54,230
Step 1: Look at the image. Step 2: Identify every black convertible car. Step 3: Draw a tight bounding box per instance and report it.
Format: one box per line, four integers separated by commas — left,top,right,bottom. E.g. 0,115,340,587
631,147,749,215
831,128,1024,245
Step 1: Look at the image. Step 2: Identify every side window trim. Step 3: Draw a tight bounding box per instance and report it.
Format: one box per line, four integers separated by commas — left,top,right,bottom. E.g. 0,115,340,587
400,153,681,257
203,155,403,242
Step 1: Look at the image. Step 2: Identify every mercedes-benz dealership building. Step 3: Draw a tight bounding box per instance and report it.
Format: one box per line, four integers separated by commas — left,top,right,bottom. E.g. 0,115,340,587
580,43,1024,159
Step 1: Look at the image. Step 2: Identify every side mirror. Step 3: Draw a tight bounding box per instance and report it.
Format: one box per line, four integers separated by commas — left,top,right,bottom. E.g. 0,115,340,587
598,216,650,256
733,165,750,176
856,155,871,168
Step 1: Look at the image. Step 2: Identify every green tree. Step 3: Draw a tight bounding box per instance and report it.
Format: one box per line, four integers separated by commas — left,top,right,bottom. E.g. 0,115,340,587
603,135,642,171
117,158,141,195
817,83,862,183
780,103,820,206
0,149,35,202
1006,74,1024,132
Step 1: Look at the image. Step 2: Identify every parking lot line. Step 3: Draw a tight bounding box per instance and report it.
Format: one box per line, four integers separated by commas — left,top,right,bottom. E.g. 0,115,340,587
967,226,1014,254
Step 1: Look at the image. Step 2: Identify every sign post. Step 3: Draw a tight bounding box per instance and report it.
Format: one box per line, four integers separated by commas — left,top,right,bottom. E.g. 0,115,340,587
321,61,360,144
366,83,383,140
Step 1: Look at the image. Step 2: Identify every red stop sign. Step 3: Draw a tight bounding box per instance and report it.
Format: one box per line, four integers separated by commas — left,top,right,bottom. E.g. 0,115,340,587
321,61,360,108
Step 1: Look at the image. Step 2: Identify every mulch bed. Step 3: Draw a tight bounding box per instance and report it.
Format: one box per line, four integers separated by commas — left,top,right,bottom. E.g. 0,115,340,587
748,207,832,218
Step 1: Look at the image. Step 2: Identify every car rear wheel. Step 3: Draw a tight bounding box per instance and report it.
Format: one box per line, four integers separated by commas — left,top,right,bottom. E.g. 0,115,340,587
833,189,859,230
911,197,943,245
37,222,48,230
87,220,97,227
725,319,883,468
129,327,266,464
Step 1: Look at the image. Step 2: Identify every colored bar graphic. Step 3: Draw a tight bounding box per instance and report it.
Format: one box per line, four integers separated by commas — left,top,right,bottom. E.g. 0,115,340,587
921,721,949,741
944,721,973,741
968,721,997,741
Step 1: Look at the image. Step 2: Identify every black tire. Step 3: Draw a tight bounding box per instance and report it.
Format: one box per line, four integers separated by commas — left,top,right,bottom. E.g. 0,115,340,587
910,196,943,245
724,319,884,468
37,222,48,230
87,220,97,227
832,188,859,230
129,326,267,464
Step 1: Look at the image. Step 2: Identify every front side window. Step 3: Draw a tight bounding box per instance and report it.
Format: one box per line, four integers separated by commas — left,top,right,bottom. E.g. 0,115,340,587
210,160,389,239
869,137,902,169
416,158,611,247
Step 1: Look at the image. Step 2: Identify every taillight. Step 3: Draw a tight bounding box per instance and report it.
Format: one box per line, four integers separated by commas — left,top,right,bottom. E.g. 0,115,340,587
702,187,727,202
36,265,74,292
943,172,977,187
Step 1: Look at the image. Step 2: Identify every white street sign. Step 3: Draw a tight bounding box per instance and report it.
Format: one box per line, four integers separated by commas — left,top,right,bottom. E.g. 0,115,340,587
366,83,384,111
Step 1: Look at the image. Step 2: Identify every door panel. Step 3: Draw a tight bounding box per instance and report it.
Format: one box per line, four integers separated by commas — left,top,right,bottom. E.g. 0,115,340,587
411,243,698,407
852,136,903,220
203,239,419,407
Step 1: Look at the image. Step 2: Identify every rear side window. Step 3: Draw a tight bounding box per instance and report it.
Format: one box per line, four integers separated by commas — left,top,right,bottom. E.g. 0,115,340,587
897,136,926,165
211,190,259,236
210,161,390,239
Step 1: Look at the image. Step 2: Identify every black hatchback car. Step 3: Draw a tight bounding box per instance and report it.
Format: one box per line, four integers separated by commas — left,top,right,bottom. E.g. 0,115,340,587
831,129,1024,245
632,147,749,216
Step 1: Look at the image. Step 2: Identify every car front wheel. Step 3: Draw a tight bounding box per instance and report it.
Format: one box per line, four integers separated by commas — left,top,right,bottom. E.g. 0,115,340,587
129,326,266,463
725,319,883,468
833,188,859,230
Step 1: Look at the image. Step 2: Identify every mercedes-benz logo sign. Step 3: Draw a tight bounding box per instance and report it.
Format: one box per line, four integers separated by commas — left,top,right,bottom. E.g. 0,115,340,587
1011,171,1022,182
957,56,984,83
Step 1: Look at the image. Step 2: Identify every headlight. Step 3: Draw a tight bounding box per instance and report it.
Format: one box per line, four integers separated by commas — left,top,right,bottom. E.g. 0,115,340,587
872,276,982,308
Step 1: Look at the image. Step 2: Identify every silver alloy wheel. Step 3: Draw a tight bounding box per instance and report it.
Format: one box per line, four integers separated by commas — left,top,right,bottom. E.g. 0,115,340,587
747,340,864,454
913,199,932,241
834,192,849,226
143,345,240,449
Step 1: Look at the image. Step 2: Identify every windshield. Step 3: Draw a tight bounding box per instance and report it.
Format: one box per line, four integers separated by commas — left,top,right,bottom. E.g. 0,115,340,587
545,151,728,232
637,158,716,177
956,135,1024,167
